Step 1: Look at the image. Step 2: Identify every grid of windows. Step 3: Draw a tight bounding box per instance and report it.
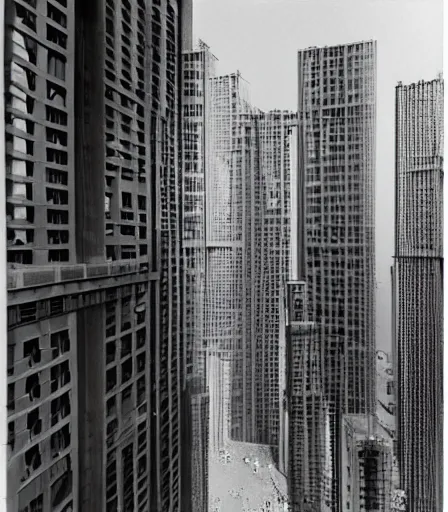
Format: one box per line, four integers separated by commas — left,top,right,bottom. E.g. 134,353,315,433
394,77,444,512
8,317,76,511
5,0,74,265
296,41,377,511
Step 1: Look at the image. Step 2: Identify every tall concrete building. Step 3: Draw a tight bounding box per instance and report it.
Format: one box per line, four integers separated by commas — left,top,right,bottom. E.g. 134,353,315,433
393,76,444,512
180,39,217,511
286,281,333,512
205,83,298,450
252,111,297,449
5,0,189,510
296,40,377,510
206,71,253,447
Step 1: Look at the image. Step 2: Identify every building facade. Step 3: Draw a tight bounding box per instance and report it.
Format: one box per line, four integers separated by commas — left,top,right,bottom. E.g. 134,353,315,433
206,71,253,446
394,76,444,512
341,415,393,512
205,89,298,449
5,0,189,510
296,40,377,510
180,39,217,511
253,111,296,449
286,281,333,512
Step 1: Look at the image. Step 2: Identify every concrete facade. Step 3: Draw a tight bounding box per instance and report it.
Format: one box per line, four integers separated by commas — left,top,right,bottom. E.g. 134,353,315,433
394,76,444,512
5,0,189,510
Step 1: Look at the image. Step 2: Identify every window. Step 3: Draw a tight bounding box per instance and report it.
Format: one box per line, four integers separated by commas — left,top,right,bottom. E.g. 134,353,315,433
50,360,70,392
50,424,70,458
24,338,41,366
46,187,68,205
47,81,66,107
27,407,42,437
46,168,67,184
51,392,71,426
50,331,70,358
46,127,67,146
25,444,42,472
47,3,67,28
48,249,69,262
122,192,132,208
47,50,66,80
46,148,67,165
15,2,36,32
48,230,69,244
106,341,116,364
47,209,68,225
47,24,67,49
26,373,41,400
51,468,72,509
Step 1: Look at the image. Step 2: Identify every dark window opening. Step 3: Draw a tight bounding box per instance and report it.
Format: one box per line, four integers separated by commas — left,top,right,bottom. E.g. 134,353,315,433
48,230,69,245
46,167,67,184
25,444,42,471
25,373,41,401
23,337,41,366
106,341,116,364
50,424,70,458
47,24,67,48
48,249,69,262
51,392,71,427
27,407,42,437
47,3,67,28
46,187,68,205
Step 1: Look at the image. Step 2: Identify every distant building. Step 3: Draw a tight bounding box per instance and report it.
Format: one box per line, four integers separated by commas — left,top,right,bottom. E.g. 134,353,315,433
393,76,444,512
376,351,395,435
206,75,297,449
180,40,217,511
341,415,393,512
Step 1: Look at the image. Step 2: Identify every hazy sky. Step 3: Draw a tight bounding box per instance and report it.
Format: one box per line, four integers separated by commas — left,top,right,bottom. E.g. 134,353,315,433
193,0,443,352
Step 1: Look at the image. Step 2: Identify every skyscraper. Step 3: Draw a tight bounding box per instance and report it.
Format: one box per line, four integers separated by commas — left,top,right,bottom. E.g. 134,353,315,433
393,76,444,512
205,82,298,449
5,0,189,510
252,111,296,449
206,71,253,446
296,40,377,510
180,39,217,511
286,280,333,512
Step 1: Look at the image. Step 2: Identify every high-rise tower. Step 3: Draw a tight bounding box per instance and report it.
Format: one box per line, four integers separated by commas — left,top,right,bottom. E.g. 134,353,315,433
5,0,189,510
296,40,377,510
393,76,444,512
180,40,217,511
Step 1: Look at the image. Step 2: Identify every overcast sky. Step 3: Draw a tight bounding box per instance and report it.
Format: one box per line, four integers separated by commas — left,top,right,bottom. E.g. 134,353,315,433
193,0,443,352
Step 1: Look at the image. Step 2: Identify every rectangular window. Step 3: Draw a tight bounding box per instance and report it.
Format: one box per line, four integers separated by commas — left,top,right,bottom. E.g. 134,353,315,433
47,50,66,81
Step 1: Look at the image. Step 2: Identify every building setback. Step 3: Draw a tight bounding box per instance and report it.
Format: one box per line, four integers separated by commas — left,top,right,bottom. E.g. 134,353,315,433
5,0,189,510
296,40,377,511
393,76,444,512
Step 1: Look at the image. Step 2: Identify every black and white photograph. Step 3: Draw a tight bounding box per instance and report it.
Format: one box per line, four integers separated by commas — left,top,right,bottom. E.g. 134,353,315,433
0,0,444,511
